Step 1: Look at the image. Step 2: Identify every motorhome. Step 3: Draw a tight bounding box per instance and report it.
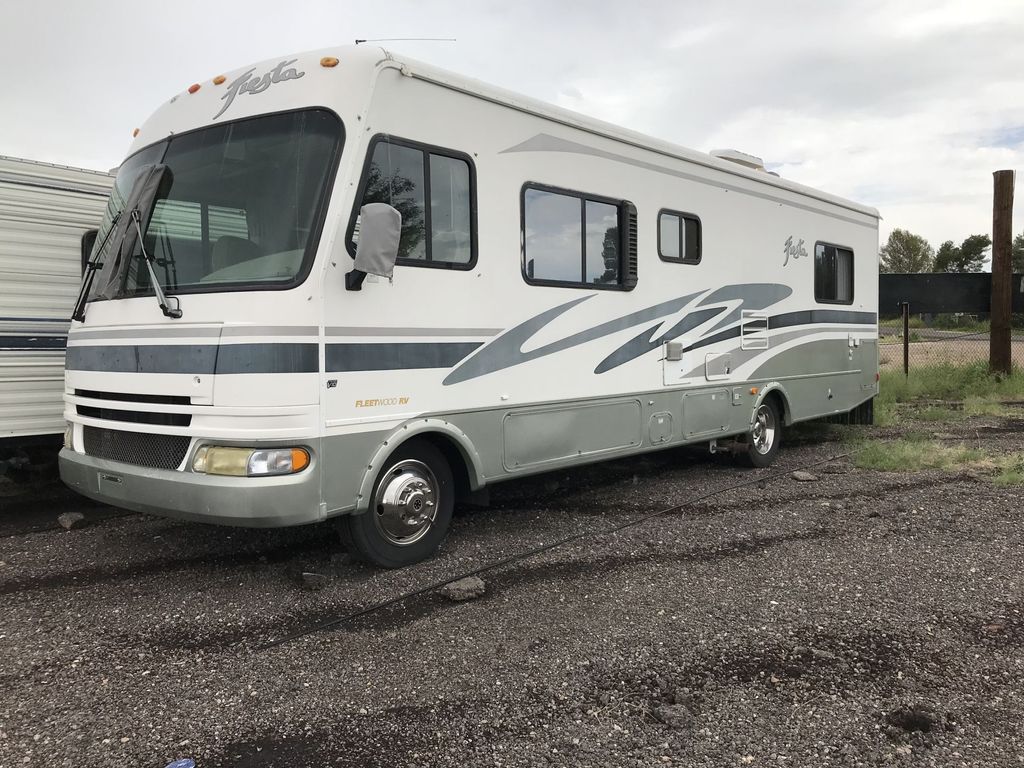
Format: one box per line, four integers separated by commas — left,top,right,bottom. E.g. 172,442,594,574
59,46,879,566
0,156,112,449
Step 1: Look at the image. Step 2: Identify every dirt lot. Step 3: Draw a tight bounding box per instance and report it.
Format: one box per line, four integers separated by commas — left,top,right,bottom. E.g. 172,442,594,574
879,337,1024,369
1,416,1022,767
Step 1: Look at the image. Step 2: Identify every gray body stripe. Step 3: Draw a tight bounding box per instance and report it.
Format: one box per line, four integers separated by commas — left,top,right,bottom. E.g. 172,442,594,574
326,327,503,337
770,310,877,328
69,326,318,342
326,342,482,372
501,134,877,229
69,328,224,342
220,326,319,337
65,344,318,374
681,326,873,378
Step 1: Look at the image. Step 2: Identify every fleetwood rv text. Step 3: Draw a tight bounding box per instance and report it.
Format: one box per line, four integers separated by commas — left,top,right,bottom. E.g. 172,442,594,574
59,46,879,567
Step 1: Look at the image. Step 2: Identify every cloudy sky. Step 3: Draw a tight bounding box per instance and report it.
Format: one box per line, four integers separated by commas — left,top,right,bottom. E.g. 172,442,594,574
1,0,1022,252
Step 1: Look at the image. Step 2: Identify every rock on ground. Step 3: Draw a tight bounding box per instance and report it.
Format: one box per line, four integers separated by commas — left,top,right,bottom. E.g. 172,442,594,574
791,470,819,482
57,512,87,530
438,575,486,602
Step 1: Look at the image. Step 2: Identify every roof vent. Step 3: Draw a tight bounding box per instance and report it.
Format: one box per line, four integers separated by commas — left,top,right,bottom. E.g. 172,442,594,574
710,149,767,172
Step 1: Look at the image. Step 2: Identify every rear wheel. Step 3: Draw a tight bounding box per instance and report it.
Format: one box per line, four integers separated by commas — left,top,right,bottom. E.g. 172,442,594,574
342,439,453,568
742,398,781,468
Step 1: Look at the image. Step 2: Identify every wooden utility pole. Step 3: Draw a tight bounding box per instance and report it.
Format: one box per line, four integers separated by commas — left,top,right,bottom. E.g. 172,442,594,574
990,170,1015,375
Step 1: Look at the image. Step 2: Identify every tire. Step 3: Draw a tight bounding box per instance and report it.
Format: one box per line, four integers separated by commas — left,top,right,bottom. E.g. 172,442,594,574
341,438,454,568
741,398,781,468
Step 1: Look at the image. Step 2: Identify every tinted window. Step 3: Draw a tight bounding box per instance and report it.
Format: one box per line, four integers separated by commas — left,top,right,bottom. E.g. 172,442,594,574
89,109,342,300
815,242,854,303
429,154,472,265
351,138,474,268
524,189,581,282
658,210,701,264
523,186,623,288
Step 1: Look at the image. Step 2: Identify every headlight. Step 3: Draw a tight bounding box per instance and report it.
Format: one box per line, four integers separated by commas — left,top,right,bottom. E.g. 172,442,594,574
192,446,310,476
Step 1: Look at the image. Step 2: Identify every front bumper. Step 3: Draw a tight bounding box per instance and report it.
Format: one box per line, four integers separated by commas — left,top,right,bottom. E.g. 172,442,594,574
59,449,323,527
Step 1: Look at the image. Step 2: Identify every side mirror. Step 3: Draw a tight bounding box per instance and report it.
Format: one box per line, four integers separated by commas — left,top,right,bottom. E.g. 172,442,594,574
346,203,402,291
81,229,98,274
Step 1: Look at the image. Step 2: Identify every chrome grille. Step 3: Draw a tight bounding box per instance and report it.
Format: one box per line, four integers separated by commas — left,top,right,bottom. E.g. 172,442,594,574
83,427,191,470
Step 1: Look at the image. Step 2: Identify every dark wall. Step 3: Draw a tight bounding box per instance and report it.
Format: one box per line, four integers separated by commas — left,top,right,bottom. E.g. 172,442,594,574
879,273,1024,315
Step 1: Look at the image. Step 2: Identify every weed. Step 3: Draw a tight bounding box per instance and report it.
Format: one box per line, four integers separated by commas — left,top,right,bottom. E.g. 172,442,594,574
879,363,1024,410
854,439,985,472
994,454,1024,487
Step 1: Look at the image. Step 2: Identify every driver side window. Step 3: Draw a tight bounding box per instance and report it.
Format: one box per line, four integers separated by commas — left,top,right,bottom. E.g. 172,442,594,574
348,136,477,270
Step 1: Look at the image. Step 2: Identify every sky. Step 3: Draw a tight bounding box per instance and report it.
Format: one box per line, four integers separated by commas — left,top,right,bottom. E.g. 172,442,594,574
1,0,1022,253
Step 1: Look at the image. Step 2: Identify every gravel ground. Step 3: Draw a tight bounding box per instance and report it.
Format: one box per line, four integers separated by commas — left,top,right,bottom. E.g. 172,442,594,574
0,416,1022,767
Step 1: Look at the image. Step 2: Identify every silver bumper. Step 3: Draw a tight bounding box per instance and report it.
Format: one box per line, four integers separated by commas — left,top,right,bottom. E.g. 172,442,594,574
58,448,323,527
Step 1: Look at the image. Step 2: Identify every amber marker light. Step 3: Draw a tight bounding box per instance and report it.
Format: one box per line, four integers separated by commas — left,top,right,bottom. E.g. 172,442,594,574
750,387,759,395
320,56,339,68
188,83,201,94
132,128,140,137
291,448,311,472
213,75,226,85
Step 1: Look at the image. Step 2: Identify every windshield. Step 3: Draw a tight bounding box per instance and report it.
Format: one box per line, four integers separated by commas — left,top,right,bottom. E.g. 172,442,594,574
87,108,342,301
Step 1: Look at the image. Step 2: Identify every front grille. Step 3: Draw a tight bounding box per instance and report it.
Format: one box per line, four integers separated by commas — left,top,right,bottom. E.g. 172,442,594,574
77,405,191,427
75,389,191,405
83,427,191,470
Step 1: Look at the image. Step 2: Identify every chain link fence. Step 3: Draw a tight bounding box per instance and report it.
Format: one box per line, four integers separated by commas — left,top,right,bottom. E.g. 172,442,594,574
878,314,1024,371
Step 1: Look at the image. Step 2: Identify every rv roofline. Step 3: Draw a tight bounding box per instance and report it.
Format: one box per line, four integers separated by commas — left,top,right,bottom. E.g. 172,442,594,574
0,155,115,198
373,47,880,222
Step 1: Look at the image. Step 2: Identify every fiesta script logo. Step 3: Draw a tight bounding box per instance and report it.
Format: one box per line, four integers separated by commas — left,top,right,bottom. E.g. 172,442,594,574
213,59,306,120
782,235,808,267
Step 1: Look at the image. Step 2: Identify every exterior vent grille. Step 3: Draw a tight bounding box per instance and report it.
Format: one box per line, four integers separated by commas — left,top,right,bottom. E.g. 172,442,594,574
83,427,191,470
75,389,191,405
622,201,638,290
77,405,191,427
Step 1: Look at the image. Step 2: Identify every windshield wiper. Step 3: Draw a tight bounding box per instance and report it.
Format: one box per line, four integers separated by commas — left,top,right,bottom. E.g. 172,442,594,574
71,211,122,323
130,208,182,319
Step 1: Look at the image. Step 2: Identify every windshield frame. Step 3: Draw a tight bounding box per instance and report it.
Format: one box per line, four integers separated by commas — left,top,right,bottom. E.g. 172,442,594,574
86,107,345,303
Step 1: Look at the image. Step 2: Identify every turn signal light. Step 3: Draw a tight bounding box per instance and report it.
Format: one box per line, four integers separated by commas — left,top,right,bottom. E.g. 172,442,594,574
192,446,311,477
320,56,339,68
213,75,226,85
132,127,140,138
750,387,759,395
188,83,201,94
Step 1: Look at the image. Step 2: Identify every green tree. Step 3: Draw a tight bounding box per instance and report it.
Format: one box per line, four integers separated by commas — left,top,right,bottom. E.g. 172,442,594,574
933,234,990,273
1013,231,1024,272
879,228,934,273
933,240,959,273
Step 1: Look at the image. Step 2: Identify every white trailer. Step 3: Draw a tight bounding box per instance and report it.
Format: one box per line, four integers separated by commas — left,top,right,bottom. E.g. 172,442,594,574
59,46,879,566
0,157,112,444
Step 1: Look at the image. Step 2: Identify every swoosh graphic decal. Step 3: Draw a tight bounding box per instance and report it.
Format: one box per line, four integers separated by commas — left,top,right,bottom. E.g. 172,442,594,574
443,283,792,385
593,308,721,374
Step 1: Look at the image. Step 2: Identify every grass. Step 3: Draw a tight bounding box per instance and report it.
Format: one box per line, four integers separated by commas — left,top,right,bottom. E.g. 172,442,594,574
854,437,986,472
855,440,1024,486
875,362,1024,425
994,454,1024,486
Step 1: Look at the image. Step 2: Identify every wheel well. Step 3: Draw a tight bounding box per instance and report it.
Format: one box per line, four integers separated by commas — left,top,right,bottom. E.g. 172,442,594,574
411,432,473,503
764,389,790,426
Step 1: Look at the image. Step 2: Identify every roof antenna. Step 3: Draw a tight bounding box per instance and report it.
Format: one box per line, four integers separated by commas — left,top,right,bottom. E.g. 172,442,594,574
355,38,457,44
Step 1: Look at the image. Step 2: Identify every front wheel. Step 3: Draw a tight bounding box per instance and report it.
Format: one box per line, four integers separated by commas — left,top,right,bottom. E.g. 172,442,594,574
341,438,454,568
742,398,781,468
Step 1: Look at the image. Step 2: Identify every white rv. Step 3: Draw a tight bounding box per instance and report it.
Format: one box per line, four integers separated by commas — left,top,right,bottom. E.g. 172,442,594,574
0,157,112,445
59,46,879,566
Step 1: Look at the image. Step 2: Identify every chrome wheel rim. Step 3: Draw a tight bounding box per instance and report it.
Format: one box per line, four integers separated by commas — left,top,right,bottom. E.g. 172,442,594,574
751,404,776,455
373,459,438,546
